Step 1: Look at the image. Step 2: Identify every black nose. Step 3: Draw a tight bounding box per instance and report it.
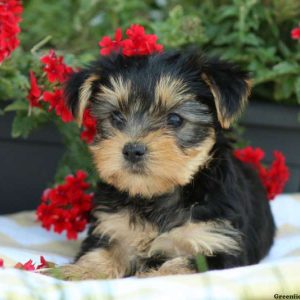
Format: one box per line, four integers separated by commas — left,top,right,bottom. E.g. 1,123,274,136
122,143,147,163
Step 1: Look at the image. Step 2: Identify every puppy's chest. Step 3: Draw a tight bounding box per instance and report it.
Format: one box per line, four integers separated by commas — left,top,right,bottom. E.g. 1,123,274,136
93,210,161,256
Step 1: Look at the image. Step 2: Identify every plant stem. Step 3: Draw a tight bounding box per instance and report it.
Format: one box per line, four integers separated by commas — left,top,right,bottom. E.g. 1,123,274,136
30,35,53,55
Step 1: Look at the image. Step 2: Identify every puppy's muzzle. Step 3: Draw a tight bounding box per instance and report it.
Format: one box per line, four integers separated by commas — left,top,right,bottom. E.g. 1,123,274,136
122,142,147,163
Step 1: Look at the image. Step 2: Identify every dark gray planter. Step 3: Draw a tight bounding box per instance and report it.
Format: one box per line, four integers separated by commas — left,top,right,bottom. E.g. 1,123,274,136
0,101,299,214
0,112,64,214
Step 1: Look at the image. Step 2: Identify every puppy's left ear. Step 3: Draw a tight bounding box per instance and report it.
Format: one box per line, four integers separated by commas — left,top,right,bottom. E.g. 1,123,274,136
64,69,99,125
202,59,251,129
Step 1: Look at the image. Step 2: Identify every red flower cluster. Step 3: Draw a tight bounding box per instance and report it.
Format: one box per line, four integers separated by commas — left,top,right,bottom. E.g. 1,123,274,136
235,146,265,167
43,89,73,122
40,49,73,83
291,27,300,40
99,24,164,56
0,0,23,63
26,50,74,123
81,108,97,143
40,50,74,122
234,146,289,200
99,28,123,56
36,170,93,240
0,256,49,271
26,50,98,142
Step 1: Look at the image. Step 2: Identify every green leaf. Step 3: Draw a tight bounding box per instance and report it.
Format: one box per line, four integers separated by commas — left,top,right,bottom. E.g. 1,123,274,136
213,32,239,46
195,255,208,273
274,77,295,101
4,100,29,112
0,77,14,100
11,111,49,138
272,62,300,76
214,5,238,22
241,33,262,46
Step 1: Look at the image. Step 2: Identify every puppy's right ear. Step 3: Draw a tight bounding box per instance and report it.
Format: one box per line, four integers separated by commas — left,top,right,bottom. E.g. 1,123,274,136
64,70,99,125
201,59,251,129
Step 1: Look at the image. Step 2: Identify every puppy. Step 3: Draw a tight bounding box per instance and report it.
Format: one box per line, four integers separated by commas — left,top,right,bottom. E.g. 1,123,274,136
55,50,275,279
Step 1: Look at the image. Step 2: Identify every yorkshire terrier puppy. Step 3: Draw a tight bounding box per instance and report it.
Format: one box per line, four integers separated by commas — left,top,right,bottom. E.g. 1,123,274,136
55,50,275,279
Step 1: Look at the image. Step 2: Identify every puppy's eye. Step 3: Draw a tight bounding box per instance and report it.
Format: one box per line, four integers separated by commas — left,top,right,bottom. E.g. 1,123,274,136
167,113,183,128
111,111,126,129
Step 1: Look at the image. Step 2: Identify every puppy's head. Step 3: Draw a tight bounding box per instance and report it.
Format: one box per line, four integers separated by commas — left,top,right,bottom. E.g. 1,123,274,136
65,51,250,198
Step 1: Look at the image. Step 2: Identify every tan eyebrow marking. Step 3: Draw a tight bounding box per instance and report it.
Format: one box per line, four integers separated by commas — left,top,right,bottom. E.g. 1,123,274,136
96,76,131,110
154,75,192,109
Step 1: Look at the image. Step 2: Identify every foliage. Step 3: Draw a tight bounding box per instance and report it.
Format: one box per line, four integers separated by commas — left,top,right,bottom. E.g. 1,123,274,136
3,0,300,105
156,0,300,104
1,0,300,187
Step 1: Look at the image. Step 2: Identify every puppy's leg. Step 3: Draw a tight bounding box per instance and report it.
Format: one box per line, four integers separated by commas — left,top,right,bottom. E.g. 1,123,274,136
136,220,241,277
137,257,196,277
45,229,129,280
148,220,241,259
46,244,128,280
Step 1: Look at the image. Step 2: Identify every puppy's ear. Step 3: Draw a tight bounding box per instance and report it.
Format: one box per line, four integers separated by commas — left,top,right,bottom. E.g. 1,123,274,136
202,59,251,129
64,70,99,125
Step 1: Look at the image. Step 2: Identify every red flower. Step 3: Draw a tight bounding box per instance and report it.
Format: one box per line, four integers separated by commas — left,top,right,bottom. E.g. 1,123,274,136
99,28,123,56
0,0,23,63
261,151,290,200
234,146,265,169
26,71,42,107
122,24,163,56
15,259,36,271
55,101,73,123
40,50,73,83
43,90,61,110
43,89,73,122
234,147,289,200
0,258,3,268
98,25,163,57
36,256,49,270
81,108,97,143
291,27,300,40
36,170,93,240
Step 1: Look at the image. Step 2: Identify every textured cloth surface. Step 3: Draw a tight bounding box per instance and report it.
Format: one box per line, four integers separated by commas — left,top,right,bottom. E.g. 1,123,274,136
0,194,300,299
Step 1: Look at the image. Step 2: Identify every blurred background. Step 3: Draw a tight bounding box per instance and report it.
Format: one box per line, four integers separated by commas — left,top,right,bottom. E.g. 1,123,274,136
0,0,300,213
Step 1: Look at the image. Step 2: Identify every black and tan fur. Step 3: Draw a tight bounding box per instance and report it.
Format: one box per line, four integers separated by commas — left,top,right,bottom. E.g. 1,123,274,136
53,50,275,280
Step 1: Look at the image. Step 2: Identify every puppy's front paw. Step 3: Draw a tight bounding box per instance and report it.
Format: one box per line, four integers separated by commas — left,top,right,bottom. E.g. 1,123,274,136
39,265,84,281
40,264,109,281
137,257,196,277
